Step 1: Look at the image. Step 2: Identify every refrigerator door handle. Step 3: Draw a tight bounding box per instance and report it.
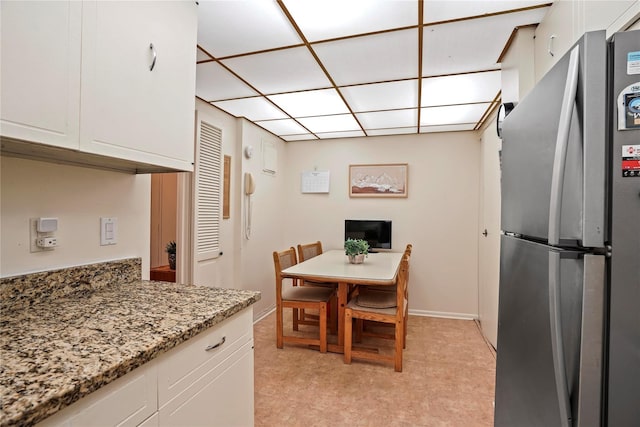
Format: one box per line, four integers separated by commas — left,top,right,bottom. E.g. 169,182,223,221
548,45,580,246
549,251,572,427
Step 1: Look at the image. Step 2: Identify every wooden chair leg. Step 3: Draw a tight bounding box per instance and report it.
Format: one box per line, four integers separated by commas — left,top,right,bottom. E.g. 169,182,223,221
293,308,299,331
319,302,327,353
276,303,284,349
344,309,353,364
403,309,408,349
355,318,363,343
329,296,338,335
394,319,403,372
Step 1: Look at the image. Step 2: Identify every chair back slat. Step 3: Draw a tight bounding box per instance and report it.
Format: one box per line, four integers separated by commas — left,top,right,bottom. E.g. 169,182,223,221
297,241,323,262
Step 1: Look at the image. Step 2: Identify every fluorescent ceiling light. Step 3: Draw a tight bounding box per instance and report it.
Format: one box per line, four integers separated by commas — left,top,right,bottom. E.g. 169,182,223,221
297,114,361,133
212,97,288,121
420,103,490,126
268,89,349,117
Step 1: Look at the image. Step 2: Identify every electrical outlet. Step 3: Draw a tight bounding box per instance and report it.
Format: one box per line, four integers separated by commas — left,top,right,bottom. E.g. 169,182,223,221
29,218,43,253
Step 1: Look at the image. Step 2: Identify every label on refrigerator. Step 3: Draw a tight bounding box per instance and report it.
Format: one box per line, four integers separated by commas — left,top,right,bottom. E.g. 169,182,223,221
622,145,640,177
617,83,640,130
628,51,640,75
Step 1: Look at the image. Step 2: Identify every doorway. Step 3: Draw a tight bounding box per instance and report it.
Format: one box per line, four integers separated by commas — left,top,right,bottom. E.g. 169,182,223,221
150,173,178,282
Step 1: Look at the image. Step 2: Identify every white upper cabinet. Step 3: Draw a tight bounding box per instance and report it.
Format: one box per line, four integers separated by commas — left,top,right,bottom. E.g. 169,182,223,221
534,0,640,82
533,0,577,82
80,1,197,171
0,1,82,150
0,1,197,173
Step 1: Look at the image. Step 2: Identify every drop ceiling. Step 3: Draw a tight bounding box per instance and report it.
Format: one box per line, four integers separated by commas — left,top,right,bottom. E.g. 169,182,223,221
196,0,551,141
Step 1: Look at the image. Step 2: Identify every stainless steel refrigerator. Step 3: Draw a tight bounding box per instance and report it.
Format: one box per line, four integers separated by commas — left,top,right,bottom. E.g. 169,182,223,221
494,30,640,427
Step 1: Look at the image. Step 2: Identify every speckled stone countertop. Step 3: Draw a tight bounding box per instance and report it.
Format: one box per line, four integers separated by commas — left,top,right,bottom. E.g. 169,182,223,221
0,259,261,427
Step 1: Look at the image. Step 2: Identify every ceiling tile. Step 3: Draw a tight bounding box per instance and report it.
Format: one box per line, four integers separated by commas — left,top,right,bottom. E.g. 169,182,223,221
196,62,258,101
254,118,309,135
356,109,418,129
313,29,418,86
316,130,367,139
422,8,548,75
297,114,361,133
367,127,418,136
420,123,477,133
268,89,349,117
211,97,288,121
341,80,418,112
197,0,301,58
421,71,501,107
420,103,491,126
283,0,417,42
423,1,550,24
281,134,318,141
221,47,331,94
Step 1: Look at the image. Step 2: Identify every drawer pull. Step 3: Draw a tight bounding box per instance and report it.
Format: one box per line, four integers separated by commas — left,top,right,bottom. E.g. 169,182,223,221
149,43,157,71
205,336,226,351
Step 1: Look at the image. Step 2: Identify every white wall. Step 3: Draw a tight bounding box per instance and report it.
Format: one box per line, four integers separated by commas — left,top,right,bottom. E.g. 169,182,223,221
284,132,481,318
0,156,150,278
238,119,287,320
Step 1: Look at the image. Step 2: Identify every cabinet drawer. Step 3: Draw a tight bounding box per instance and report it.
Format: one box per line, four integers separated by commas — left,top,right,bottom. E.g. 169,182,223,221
157,307,253,407
158,340,255,427
36,361,157,427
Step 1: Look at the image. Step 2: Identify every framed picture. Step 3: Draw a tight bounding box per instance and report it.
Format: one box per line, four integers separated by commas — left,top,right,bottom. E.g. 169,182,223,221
349,163,408,198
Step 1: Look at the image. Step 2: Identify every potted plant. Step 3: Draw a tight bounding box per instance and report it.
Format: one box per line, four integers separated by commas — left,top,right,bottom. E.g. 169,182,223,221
344,238,369,264
165,241,176,270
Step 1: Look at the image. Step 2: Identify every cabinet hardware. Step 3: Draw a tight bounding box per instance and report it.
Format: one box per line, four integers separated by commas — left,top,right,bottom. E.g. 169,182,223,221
548,34,556,57
205,336,226,351
149,43,157,71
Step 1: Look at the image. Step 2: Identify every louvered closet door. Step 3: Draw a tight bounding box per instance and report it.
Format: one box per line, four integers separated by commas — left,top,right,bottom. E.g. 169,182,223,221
191,116,223,287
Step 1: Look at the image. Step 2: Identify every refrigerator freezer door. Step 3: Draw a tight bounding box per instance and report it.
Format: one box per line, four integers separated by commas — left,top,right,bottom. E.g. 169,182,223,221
495,235,584,427
501,31,607,247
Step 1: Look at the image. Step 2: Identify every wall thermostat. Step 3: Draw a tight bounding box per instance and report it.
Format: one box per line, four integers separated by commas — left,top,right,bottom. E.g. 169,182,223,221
244,145,254,159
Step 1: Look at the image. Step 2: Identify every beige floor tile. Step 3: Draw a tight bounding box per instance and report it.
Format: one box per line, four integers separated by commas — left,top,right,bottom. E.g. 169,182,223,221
254,311,496,426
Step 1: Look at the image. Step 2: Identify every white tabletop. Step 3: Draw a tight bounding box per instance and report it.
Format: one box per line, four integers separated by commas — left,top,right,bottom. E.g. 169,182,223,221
282,249,403,285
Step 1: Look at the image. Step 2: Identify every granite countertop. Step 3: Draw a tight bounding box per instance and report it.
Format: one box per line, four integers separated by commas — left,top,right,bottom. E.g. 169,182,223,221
0,279,261,427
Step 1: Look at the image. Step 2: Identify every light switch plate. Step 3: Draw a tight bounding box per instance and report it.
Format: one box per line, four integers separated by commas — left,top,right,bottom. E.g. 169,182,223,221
100,217,117,246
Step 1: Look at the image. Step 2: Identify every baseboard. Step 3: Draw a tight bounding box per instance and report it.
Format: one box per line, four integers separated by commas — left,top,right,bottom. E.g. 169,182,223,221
253,305,275,324
408,309,478,321
253,305,476,322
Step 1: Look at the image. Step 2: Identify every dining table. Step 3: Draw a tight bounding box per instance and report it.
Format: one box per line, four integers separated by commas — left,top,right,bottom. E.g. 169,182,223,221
281,249,404,353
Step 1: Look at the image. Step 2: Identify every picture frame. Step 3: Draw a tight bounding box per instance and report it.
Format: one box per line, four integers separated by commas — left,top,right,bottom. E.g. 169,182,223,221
349,163,408,198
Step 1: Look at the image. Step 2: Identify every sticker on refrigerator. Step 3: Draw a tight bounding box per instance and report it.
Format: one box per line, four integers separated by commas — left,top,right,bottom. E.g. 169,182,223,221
617,83,640,130
629,51,640,75
622,145,640,177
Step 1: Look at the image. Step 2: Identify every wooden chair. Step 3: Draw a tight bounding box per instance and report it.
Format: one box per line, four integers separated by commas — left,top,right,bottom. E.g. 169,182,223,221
273,247,335,353
358,244,412,345
345,253,410,371
296,241,338,333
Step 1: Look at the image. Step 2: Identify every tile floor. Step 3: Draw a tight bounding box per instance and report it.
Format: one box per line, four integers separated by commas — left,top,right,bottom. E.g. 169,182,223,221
253,311,496,426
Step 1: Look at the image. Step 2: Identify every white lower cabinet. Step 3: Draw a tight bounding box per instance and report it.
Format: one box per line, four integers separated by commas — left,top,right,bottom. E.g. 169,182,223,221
36,362,158,427
36,307,254,427
158,341,255,427
157,307,255,427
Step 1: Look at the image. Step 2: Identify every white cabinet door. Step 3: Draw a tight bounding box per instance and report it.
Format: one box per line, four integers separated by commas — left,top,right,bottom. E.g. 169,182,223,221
158,341,255,427
534,0,577,82
80,1,197,171
36,362,158,427
0,1,81,149
582,0,639,35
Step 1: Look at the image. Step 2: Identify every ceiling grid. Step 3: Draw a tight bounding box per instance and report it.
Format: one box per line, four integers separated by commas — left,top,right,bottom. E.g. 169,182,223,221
195,0,551,141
